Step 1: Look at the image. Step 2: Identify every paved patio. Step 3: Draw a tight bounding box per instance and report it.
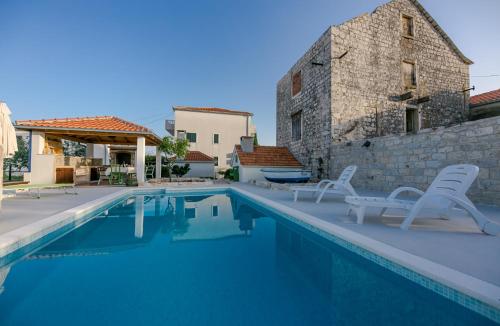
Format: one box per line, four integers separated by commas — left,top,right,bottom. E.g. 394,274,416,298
0,186,124,235
234,183,500,286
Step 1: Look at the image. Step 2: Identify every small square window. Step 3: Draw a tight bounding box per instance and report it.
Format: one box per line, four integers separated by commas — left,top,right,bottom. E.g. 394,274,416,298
292,71,302,97
186,132,197,143
212,205,219,217
402,61,416,89
402,15,414,38
291,111,302,141
213,156,218,166
185,208,196,219
213,134,219,144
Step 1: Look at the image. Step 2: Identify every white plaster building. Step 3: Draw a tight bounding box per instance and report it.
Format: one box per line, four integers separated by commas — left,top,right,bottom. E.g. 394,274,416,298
166,107,256,171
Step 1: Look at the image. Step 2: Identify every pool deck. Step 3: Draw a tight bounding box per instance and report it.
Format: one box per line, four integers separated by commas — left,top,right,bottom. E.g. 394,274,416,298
232,183,500,287
0,186,125,235
0,182,499,290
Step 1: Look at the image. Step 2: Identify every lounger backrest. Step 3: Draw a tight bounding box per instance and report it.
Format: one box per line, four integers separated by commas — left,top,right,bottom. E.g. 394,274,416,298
428,164,478,197
337,165,357,185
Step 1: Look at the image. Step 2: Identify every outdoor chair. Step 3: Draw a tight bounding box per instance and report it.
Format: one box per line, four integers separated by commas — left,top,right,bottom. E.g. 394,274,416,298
345,164,500,235
97,167,109,185
145,165,155,180
290,165,358,203
109,164,123,185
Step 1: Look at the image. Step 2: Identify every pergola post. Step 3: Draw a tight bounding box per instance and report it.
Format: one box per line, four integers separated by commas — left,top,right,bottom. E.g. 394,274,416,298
155,147,162,179
136,136,146,185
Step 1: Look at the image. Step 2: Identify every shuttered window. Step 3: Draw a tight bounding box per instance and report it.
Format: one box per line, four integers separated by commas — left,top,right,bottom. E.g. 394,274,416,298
403,61,416,89
186,132,197,143
292,71,302,96
291,111,302,141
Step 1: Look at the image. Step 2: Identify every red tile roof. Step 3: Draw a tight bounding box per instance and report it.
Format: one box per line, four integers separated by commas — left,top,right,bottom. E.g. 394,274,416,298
177,151,213,162
15,116,152,133
235,145,303,167
173,106,252,116
470,88,500,107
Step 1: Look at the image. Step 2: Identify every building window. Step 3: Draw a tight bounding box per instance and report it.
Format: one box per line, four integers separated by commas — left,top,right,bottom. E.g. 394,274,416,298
213,133,219,144
406,107,419,133
402,61,416,89
212,205,219,217
402,15,414,38
185,208,196,219
292,71,302,97
186,132,197,143
291,111,302,141
213,156,218,166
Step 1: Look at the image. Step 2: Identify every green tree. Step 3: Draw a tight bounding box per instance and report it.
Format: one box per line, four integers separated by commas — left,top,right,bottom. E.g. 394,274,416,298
253,133,259,146
63,140,86,157
158,136,189,180
5,136,29,170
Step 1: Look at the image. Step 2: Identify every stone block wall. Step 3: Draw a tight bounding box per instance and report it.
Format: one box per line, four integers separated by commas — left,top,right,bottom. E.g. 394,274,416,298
329,116,500,204
276,0,471,180
276,28,333,180
330,0,470,143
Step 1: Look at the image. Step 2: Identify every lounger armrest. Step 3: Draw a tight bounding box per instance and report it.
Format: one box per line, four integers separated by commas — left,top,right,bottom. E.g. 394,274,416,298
316,179,334,189
387,187,424,200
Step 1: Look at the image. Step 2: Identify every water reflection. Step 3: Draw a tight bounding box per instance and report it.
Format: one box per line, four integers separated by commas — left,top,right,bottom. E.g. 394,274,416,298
14,193,266,261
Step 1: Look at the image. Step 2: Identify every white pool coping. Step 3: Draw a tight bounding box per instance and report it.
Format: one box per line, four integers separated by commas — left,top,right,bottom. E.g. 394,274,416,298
0,185,499,320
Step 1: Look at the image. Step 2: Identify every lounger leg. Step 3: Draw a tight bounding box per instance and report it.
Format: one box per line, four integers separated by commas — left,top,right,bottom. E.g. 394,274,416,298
293,191,298,202
316,189,327,204
356,206,366,224
400,200,425,230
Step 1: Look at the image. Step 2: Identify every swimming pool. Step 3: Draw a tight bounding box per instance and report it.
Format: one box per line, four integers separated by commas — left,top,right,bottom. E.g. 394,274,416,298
0,190,496,325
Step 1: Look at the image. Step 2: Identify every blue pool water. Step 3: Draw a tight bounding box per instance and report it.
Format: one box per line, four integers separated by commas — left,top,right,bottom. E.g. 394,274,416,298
0,191,496,325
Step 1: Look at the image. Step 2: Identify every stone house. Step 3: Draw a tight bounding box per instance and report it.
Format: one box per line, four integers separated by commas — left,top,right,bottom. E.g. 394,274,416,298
276,0,472,179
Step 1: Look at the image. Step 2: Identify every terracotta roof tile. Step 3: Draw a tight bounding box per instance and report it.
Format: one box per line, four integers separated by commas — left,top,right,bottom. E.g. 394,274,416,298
235,145,303,167
470,88,500,107
173,106,252,116
177,151,213,162
15,116,152,133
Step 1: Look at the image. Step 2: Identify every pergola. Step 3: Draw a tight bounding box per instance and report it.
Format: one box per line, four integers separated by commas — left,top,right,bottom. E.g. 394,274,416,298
15,116,163,185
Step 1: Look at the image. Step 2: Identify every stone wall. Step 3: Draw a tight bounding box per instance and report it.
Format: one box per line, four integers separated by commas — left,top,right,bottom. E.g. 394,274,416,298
330,0,470,143
329,116,500,204
276,0,471,180
276,28,333,180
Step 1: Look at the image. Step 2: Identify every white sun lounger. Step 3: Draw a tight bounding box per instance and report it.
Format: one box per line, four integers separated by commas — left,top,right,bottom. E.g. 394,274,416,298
291,165,358,203
345,164,500,235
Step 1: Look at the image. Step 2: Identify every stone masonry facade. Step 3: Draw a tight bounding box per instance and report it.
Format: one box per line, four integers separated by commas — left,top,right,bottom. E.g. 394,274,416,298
276,0,472,179
330,116,500,204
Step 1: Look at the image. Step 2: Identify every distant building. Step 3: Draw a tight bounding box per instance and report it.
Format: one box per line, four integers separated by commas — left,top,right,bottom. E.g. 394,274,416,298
276,0,472,179
230,136,302,182
173,151,214,178
469,88,500,120
166,106,256,171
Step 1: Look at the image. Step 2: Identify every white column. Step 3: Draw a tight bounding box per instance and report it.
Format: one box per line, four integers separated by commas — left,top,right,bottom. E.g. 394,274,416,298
31,131,45,155
155,147,162,179
134,195,144,239
155,195,161,217
136,136,146,185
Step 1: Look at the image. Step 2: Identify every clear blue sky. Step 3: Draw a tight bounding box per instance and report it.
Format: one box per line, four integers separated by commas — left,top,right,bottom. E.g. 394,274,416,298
1,0,499,145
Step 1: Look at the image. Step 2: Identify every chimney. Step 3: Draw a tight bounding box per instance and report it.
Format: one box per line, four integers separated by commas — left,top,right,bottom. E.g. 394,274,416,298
240,136,254,153
177,131,186,140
